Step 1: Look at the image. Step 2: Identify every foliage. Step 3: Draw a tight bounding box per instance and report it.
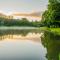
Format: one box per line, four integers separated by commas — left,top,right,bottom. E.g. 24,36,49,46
0,17,41,27
42,0,60,27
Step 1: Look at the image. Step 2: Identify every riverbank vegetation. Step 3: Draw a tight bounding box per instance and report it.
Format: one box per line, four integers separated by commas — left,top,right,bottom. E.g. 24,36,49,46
41,0,60,36
42,0,60,28
41,0,60,59
49,28,60,35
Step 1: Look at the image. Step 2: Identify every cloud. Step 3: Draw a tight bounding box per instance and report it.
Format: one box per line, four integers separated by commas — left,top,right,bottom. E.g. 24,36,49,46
12,11,42,17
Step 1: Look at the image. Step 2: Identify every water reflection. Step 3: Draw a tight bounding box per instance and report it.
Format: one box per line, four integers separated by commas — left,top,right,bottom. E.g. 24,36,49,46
0,29,43,42
0,29,47,60
42,31,60,60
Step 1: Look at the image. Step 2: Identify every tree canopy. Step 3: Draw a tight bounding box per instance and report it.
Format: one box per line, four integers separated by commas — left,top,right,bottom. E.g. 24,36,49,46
42,0,60,27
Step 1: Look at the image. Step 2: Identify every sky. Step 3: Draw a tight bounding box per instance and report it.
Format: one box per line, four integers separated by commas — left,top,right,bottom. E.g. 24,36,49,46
0,0,48,13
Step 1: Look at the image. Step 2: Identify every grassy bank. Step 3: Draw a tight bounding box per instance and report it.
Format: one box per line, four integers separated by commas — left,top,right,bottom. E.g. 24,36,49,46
39,27,60,35
39,27,48,31
49,28,60,35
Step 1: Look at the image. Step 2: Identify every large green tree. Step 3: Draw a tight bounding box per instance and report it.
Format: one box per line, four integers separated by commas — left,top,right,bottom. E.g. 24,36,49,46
42,0,60,27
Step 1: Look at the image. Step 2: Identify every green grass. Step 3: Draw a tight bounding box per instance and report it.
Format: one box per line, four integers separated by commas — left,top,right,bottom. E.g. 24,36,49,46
49,28,60,35
39,27,48,31
39,27,60,35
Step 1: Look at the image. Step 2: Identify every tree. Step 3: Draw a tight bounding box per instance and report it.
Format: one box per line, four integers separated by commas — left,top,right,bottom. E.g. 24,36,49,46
42,0,60,27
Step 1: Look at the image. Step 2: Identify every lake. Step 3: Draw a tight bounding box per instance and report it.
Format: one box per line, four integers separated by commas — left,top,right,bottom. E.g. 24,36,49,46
0,28,59,60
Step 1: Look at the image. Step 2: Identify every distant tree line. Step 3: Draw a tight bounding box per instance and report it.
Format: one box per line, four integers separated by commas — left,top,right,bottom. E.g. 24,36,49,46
0,17,42,27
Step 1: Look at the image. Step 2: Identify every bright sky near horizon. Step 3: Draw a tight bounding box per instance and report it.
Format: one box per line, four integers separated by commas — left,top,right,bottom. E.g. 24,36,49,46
0,0,48,13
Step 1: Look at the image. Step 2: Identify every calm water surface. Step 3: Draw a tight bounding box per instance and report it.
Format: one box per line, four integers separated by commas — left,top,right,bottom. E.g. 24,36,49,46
0,28,60,60
0,29,47,60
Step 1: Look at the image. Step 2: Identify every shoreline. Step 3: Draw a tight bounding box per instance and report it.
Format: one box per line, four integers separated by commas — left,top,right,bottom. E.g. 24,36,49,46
0,26,39,30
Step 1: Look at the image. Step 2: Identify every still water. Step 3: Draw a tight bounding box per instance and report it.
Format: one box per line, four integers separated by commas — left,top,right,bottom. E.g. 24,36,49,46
0,29,47,60
0,28,60,60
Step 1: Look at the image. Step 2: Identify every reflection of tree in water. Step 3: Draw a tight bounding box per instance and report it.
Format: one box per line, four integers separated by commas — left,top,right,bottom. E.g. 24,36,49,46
41,31,60,60
0,29,41,40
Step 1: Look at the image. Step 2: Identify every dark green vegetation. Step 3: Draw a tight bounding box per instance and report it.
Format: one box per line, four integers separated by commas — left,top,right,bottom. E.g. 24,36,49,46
0,17,41,27
42,0,60,27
